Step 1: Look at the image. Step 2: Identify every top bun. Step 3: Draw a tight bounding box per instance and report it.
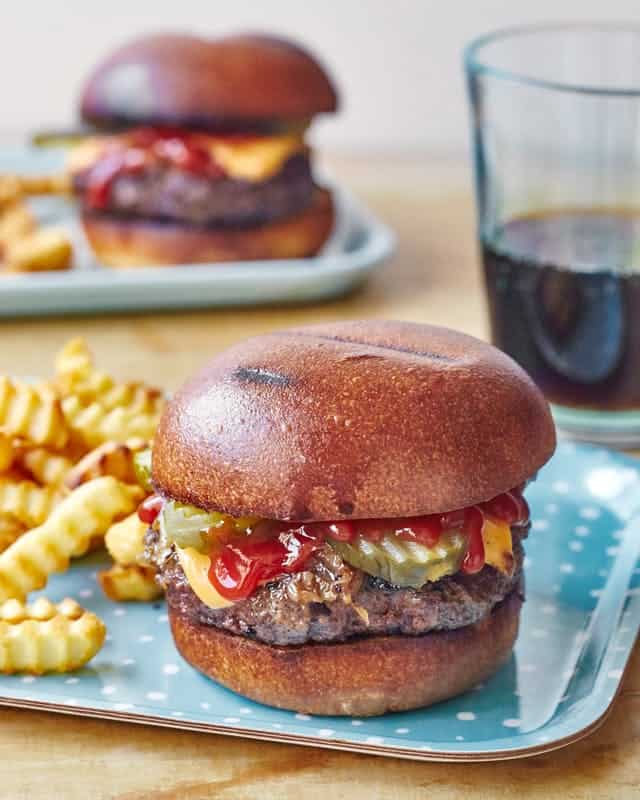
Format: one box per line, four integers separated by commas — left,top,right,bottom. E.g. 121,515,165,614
80,33,339,129
153,321,556,520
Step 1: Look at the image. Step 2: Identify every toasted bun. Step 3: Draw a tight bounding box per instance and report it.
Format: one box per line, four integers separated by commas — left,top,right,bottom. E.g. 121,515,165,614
153,321,556,519
81,188,334,267
80,33,338,128
169,590,521,716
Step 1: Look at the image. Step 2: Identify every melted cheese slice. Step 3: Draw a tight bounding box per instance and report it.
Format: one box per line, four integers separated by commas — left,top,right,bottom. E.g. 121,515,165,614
207,135,305,182
481,518,514,575
175,546,234,609
67,133,305,183
66,137,107,175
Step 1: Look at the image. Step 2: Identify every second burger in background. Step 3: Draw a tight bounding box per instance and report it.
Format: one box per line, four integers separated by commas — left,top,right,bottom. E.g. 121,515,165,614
67,33,338,267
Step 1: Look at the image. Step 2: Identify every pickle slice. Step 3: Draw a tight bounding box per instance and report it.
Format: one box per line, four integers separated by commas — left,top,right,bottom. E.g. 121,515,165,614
159,501,259,552
31,128,94,148
160,502,229,552
133,449,153,492
329,530,467,588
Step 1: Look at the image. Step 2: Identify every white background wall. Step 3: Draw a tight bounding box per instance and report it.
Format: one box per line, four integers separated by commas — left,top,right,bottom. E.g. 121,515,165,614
3,1,640,154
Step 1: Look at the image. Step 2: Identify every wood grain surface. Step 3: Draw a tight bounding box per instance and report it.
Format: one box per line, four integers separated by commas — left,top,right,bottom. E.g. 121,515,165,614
0,157,637,800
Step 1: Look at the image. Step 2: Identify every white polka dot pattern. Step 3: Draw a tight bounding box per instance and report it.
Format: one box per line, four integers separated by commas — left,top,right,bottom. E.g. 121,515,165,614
0,441,634,760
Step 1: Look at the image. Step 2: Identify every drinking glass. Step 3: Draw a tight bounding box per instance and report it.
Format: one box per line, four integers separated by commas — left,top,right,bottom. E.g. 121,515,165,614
465,24,640,446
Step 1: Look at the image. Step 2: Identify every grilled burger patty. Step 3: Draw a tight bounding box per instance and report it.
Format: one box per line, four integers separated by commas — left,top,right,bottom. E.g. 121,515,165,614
151,529,527,647
77,153,314,228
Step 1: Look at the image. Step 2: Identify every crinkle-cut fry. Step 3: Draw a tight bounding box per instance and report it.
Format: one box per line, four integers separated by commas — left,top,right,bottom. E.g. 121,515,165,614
105,511,148,566
0,174,72,200
0,176,22,208
0,433,15,472
0,377,68,449
98,564,162,602
0,514,25,554
55,338,163,414
92,382,163,414
0,200,35,246
61,395,160,448
64,438,148,489
4,228,73,273
0,596,105,674
54,337,92,380
0,477,143,603
0,478,63,528
1,464,33,483
16,447,72,486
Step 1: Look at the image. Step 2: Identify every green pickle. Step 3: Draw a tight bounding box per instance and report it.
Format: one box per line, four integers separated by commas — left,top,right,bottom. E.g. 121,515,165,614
133,449,153,492
329,530,467,588
159,501,258,552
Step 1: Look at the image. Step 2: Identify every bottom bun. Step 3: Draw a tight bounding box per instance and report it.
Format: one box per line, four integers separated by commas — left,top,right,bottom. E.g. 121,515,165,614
81,188,334,268
169,591,522,717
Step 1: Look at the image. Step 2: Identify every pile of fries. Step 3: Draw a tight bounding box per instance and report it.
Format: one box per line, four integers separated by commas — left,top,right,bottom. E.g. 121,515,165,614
0,338,164,673
0,174,73,273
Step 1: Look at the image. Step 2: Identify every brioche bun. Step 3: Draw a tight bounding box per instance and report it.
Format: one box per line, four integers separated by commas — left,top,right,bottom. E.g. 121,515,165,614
80,33,338,129
153,320,556,519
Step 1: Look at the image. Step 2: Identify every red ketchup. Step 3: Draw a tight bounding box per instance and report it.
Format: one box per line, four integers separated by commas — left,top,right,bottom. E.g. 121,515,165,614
138,494,164,525
206,489,530,601
209,525,323,602
84,127,226,210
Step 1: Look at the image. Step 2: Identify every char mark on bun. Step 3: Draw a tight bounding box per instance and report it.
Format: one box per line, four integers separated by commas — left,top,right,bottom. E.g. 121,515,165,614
138,321,556,716
232,366,294,388
272,328,461,362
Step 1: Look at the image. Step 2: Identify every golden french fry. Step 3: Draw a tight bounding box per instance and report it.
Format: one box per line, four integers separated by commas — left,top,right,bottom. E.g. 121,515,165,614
0,201,35,247
0,478,63,528
55,338,162,413
1,467,32,483
0,176,21,208
64,438,148,489
0,596,105,674
98,564,161,602
95,382,162,414
61,395,160,448
54,337,92,381
105,511,147,566
0,377,68,449
16,447,73,486
0,476,143,602
0,174,72,198
0,433,15,472
4,228,72,273
0,514,25,554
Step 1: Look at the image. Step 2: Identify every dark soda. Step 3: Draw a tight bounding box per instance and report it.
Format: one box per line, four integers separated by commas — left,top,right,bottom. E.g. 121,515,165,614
482,210,640,410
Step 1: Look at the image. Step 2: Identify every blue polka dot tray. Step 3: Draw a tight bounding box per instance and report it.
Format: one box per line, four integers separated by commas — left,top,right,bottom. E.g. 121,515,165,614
0,440,638,762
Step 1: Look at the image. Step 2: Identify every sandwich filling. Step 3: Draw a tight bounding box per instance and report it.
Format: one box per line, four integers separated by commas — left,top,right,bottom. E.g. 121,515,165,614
137,451,530,645
69,127,314,227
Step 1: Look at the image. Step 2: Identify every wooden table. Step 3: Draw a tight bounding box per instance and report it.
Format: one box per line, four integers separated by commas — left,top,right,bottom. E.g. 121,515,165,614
0,158,638,799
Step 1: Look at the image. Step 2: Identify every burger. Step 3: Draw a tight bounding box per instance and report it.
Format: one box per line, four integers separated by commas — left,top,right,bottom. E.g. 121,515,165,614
137,320,556,716
66,33,338,267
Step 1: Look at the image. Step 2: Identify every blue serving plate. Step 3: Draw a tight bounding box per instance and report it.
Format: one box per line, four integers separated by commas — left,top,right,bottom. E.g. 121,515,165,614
0,146,395,316
0,441,637,761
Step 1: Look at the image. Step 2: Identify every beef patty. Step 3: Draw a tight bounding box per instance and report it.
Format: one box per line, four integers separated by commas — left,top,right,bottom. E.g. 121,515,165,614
152,529,527,647
77,153,315,228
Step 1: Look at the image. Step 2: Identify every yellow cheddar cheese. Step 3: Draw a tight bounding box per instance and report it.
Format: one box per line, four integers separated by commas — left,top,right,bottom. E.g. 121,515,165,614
481,518,514,575
207,134,305,182
175,545,233,609
66,138,107,175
